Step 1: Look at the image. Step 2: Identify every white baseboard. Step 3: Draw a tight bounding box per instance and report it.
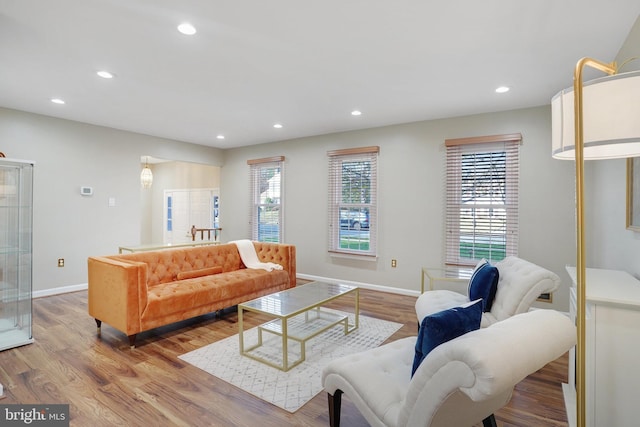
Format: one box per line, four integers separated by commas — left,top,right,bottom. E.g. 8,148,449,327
33,283,87,299
296,273,420,297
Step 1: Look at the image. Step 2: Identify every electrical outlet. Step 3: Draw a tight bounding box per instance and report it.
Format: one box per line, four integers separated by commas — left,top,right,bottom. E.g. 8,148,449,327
58,258,64,267
391,259,397,268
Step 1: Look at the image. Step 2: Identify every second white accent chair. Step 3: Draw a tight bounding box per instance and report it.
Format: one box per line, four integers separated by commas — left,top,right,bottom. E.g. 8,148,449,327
415,256,561,328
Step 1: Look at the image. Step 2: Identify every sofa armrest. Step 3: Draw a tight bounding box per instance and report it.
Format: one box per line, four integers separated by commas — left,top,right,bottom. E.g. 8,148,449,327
252,242,297,286
87,256,148,335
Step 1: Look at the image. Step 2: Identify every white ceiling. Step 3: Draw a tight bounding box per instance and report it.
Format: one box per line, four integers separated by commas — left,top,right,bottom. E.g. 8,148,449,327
1,0,639,149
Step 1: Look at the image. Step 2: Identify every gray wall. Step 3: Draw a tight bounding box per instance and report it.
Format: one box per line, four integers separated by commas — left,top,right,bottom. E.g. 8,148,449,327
222,105,576,311
4,93,617,313
0,102,591,312
0,107,223,294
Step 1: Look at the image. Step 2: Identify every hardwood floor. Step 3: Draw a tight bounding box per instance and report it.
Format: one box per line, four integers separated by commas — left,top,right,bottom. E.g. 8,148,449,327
0,288,569,426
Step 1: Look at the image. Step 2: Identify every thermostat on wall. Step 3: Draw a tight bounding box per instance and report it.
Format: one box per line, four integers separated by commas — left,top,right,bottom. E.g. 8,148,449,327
80,186,93,196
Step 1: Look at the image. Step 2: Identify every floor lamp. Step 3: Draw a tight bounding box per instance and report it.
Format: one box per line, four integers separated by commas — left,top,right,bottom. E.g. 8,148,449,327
552,61,640,427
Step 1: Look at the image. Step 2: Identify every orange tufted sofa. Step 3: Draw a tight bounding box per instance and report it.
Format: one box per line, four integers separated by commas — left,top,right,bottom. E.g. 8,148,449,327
87,241,296,347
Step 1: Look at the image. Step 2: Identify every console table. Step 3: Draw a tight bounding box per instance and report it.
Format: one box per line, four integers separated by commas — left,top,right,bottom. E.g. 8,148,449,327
118,240,219,253
564,267,640,427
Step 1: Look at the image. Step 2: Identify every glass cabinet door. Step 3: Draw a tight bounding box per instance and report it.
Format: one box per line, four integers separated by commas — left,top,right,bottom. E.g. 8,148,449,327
0,158,34,351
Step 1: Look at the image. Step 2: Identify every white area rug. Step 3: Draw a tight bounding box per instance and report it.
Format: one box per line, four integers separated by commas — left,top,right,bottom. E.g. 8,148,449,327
179,310,403,412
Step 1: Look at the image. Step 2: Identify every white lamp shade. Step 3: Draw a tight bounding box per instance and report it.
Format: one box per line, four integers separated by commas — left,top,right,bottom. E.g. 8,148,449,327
552,69,640,160
140,166,153,188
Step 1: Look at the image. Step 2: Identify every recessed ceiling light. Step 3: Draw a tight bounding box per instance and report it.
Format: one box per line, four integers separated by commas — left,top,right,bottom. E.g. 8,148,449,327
495,86,510,93
97,70,114,79
216,135,225,140
50,98,65,104
177,23,197,35
273,123,283,129
351,110,362,116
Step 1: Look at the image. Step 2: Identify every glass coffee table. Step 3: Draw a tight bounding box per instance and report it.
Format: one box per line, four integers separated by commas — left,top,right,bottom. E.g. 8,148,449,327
238,281,359,371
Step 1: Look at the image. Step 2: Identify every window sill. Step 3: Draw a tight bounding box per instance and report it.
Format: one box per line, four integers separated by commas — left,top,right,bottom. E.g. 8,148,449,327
329,251,378,262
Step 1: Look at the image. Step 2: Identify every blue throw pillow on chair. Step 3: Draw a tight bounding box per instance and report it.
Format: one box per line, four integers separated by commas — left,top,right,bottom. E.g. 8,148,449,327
468,260,499,312
411,299,483,377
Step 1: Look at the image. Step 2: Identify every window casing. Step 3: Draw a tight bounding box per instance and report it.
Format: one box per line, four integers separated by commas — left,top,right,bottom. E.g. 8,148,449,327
328,146,378,257
445,134,520,265
248,156,284,243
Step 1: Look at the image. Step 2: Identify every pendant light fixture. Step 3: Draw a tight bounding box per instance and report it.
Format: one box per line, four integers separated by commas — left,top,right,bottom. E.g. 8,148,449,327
140,157,153,189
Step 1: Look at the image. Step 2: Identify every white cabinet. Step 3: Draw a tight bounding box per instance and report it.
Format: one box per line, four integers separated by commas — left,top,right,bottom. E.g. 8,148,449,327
0,158,34,351
565,267,640,427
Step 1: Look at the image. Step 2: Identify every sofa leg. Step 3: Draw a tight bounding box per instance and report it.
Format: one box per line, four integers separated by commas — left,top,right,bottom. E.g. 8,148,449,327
328,390,343,427
128,334,137,349
482,414,497,427
95,318,102,330
215,306,238,322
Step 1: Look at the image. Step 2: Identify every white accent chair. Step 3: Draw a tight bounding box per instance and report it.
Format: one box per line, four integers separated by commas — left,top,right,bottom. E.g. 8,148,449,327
415,257,561,328
322,309,575,427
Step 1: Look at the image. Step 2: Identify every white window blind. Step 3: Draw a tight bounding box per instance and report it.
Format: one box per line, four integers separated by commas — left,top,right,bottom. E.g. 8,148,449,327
248,156,284,243
445,134,520,265
328,146,378,256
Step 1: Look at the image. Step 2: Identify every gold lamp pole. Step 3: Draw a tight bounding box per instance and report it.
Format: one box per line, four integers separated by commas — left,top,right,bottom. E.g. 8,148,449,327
554,57,640,427
572,57,617,427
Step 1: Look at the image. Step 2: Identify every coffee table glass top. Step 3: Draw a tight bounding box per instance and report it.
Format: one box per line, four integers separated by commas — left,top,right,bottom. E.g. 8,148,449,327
240,281,356,317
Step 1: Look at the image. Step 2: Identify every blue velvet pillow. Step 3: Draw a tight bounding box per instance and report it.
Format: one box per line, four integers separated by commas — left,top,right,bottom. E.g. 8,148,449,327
411,299,483,377
468,261,499,312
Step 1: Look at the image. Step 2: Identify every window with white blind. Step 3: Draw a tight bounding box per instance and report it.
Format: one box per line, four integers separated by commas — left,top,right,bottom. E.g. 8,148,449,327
328,146,378,256
445,134,520,265
248,156,284,243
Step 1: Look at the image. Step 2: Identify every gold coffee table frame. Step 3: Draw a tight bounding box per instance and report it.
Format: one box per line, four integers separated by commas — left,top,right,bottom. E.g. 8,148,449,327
238,282,359,371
